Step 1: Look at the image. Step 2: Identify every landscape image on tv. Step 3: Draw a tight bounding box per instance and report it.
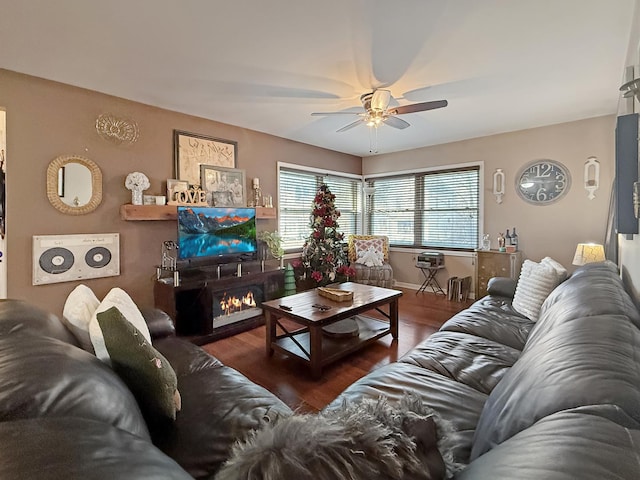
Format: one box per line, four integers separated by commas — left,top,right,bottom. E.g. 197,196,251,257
177,207,257,260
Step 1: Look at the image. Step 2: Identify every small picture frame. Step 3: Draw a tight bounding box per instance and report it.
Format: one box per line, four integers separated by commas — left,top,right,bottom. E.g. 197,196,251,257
166,179,189,205
200,165,246,207
174,130,237,186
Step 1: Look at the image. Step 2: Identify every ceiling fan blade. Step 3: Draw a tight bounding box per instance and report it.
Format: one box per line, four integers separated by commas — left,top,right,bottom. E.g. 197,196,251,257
336,119,364,133
311,111,361,116
383,116,410,129
370,89,391,111
388,99,448,115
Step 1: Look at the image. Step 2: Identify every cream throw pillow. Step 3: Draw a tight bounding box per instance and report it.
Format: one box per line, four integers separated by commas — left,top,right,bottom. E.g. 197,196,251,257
512,259,564,322
62,284,100,352
89,288,152,364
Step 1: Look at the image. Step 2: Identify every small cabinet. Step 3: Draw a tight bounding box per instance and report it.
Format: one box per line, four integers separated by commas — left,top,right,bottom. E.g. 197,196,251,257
474,250,523,298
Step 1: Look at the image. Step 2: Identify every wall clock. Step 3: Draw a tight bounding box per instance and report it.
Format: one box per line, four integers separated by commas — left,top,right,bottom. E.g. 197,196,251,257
515,159,571,205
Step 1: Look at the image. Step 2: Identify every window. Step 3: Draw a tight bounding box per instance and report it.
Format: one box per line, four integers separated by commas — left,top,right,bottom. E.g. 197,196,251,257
366,166,480,249
278,164,363,250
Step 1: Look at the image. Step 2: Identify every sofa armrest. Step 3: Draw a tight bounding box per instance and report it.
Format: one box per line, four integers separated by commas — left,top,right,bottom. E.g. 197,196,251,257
140,308,176,339
486,277,517,298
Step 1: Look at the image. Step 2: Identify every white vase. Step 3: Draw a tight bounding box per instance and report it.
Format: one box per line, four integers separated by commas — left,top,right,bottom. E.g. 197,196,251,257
131,189,143,205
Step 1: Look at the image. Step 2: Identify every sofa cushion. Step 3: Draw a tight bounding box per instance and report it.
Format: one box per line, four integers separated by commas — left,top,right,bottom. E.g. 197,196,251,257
470,313,640,460
512,259,563,321
439,297,533,351
62,284,100,351
89,287,152,363
400,331,521,395
459,409,640,479
0,417,191,479
97,306,181,421
533,260,640,336
0,333,150,439
151,336,293,478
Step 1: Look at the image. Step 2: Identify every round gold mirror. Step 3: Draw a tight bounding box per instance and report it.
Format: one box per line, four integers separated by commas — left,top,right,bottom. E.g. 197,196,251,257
47,155,102,215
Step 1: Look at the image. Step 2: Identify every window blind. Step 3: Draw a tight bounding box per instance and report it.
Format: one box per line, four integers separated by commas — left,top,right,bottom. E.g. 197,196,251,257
279,166,362,250
366,166,479,249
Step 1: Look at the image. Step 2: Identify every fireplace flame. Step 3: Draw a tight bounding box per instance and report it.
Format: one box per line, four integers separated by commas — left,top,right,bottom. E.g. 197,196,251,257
220,291,257,316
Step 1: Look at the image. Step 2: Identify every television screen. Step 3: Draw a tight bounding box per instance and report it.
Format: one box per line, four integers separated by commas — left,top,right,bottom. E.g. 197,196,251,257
177,207,257,263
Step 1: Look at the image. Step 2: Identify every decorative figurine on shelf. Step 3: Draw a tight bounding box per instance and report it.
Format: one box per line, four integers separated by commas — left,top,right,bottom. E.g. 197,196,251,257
125,172,150,205
251,177,261,207
481,233,491,250
283,263,296,296
301,184,354,286
497,232,506,252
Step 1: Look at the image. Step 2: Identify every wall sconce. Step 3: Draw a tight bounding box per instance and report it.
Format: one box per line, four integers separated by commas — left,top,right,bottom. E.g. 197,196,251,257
572,243,605,266
493,168,505,203
363,185,376,199
584,156,600,200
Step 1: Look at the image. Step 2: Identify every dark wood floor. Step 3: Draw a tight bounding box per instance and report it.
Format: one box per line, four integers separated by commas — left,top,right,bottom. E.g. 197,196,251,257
202,288,473,413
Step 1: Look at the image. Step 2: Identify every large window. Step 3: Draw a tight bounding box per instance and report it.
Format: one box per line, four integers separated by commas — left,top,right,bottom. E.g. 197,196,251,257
366,166,480,249
278,164,363,250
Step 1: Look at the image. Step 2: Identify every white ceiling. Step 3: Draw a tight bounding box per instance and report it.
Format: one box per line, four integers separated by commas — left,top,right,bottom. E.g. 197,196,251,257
0,0,636,157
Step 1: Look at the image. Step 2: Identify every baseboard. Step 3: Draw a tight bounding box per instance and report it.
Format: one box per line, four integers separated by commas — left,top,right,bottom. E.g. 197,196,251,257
393,280,476,300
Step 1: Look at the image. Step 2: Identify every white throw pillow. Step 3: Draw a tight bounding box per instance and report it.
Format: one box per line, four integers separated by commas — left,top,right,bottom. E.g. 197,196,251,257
356,247,384,267
62,284,100,352
512,259,563,322
89,288,152,364
541,256,569,282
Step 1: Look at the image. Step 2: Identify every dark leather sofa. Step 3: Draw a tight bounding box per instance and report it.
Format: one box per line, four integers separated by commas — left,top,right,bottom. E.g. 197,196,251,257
0,300,291,479
1,260,639,479
329,261,640,478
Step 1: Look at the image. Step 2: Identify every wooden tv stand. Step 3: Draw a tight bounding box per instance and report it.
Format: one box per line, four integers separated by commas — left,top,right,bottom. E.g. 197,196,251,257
154,265,284,345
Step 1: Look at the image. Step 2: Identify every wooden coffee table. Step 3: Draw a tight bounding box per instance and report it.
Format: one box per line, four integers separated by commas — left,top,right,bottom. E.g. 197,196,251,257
262,282,402,378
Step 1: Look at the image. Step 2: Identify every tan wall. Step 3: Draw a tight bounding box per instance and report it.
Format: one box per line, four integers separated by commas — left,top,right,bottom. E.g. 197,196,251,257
364,116,615,287
0,69,361,316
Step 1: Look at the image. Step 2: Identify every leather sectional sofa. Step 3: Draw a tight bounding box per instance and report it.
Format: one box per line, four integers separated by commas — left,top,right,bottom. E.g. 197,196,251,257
0,260,639,478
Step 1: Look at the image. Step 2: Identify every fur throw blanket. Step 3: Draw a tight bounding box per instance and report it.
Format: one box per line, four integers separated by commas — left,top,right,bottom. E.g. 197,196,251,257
215,392,461,480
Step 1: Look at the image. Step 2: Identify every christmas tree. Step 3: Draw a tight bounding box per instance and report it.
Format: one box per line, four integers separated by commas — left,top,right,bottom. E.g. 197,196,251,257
301,184,354,286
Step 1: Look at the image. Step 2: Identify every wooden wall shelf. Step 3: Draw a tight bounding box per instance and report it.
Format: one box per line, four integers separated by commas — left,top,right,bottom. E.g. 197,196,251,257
120,204,276,221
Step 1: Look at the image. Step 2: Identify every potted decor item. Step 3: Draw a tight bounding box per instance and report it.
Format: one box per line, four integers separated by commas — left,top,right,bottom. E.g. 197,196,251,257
257,230,285,269
125,172,150,205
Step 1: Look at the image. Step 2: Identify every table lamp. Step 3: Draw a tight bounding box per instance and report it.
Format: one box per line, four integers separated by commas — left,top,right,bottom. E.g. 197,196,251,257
572,243,605,266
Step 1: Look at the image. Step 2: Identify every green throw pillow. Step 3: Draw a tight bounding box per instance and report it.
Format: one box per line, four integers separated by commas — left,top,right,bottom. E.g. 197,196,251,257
97,306,181,420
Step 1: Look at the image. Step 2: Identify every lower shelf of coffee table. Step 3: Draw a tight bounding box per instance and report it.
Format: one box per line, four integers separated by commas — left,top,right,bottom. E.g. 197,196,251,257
272,315,390,367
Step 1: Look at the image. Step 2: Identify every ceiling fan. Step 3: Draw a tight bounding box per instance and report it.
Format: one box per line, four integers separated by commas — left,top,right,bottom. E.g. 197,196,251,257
311,89,448,133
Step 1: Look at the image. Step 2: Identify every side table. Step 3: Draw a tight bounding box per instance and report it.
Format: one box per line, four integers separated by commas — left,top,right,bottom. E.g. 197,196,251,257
416,265,446,295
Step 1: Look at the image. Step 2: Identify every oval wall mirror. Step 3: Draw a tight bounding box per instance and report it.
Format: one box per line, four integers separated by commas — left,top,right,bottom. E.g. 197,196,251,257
47,155,102,215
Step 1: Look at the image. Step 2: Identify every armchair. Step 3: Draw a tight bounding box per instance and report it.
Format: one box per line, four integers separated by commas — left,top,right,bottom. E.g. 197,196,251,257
347,235,394,289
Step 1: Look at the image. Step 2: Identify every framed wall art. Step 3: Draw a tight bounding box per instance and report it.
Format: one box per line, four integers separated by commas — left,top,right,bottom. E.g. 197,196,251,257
200,165,246,207
174,130,237,186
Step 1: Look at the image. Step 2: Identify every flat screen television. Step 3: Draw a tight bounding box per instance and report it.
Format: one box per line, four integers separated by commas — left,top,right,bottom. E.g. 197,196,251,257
177,206,257,266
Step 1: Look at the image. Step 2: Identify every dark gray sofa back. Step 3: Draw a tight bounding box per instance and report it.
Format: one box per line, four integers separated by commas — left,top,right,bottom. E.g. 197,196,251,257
470,262,640,459
0,299,150,440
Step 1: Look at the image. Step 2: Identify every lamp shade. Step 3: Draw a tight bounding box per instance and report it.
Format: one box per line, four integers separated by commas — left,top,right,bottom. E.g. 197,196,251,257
572,243,605,266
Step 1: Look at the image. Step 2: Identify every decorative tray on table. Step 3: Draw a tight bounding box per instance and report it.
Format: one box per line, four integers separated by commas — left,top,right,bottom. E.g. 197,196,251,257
317,287,354,302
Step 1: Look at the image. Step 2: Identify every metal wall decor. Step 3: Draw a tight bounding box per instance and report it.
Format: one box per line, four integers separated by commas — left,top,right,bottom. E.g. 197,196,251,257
492,168,505,203
584,156,600,200
95,113,140,145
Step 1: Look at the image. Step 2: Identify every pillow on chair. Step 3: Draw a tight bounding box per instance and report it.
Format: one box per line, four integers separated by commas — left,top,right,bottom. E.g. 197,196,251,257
348,235,389,263
356,247,384,267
